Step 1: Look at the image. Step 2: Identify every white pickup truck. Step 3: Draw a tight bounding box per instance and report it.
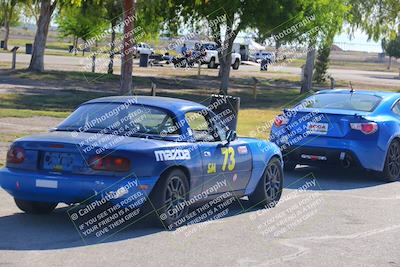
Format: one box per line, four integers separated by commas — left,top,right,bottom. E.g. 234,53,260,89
133,43,154,58
199,43,241,70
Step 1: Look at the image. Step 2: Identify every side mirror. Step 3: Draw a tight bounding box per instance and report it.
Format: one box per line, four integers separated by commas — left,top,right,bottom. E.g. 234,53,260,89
226,130,237,143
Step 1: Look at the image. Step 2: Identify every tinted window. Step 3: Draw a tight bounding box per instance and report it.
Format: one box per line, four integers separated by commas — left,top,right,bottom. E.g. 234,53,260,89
299,93,382,112
57,103,178,136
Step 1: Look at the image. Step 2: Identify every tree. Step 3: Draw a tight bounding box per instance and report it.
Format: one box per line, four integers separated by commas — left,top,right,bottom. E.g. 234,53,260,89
56,4,108,56
299,0,349,93
349,0,400,42
382,36,400,71
169,0,305,94
0,0,19,50
28,0,83,72
120,0,135,94
102,0,122,74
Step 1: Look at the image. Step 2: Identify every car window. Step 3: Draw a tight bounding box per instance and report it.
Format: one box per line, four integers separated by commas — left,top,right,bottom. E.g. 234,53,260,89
185,111,217,142
392,100,400,115
298,93,382,112
57,103,179,136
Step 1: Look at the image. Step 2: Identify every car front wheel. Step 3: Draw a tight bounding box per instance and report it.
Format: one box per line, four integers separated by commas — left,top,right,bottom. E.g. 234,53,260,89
14,198,58,214
249,157,283,207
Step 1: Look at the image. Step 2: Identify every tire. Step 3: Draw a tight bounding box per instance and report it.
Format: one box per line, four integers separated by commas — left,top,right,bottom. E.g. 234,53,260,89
232,59,240,70
378,140,400,182
249,157,283,208
148,169,189,229
208,57,216,69
14,198,57,214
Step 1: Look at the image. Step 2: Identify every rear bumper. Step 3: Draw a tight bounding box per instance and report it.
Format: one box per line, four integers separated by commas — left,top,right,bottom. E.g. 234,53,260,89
0,167,158,205
280,136,386,171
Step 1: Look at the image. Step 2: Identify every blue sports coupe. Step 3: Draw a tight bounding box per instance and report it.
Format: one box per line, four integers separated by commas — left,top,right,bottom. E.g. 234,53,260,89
0,96,282,227
270,89,400,182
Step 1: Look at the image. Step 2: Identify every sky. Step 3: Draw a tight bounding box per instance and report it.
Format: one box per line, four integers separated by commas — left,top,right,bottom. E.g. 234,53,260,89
333,28,383,53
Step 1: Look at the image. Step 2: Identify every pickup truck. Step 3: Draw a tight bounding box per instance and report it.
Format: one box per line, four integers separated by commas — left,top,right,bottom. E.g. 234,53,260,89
199,43,241,70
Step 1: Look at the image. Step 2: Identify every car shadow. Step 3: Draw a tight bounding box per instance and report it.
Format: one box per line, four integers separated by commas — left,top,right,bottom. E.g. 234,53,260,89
0,198,257,251
283,165,388,190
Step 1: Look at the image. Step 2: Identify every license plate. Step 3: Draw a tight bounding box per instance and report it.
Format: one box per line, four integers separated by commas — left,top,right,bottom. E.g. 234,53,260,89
36,179,58,189
43,152,74,171
307,122,328,135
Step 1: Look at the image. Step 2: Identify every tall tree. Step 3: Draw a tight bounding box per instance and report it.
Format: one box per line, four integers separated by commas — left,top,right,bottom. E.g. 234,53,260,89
300,0,348,93
120,0,135,94
0,0,19,50
56,4,108,56
382,36,400,71
170,0,304,94
28,0,83,72
102,0,122,74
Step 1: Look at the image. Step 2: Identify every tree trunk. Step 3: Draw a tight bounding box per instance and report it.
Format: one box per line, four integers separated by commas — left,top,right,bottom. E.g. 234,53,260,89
275,40,281,62
28,0,57,72
300,43,316,94
218,16,238,95
73,36,78,55
120,0,135,94
108,23,116,75
388,56,392,70
3,20,9,51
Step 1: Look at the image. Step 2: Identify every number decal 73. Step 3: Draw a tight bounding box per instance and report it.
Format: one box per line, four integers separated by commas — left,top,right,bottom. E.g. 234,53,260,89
221,147,236,171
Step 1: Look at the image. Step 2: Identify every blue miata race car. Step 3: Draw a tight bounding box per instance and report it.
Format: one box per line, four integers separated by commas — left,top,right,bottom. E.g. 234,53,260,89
270,89,400,182
0,96,282,227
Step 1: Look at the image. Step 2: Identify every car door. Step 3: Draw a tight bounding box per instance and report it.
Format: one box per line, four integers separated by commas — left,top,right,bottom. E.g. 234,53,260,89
185,111,252,195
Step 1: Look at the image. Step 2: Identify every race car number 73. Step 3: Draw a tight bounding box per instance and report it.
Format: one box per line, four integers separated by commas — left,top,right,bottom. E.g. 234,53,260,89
221,147,235,171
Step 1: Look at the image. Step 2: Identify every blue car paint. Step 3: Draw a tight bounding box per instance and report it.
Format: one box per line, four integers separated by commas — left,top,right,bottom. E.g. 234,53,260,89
270,90,400,172
0,96,282,206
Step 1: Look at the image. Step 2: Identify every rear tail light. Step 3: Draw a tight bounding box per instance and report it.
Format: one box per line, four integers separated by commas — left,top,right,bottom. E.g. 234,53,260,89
88,155,130,172
350,122,378,134
6,147,25,164
274,115,289,127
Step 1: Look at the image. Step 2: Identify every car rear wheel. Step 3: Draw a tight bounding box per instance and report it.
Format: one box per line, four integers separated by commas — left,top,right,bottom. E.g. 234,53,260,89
14,198,58,214
249,157,283,207
149,169,189,229
380,140,400,182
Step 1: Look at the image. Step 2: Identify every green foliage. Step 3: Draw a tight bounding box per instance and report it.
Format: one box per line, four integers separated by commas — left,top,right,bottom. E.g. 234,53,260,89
56,4,108,42
349,0,400,41
313,40,331,83
382,36,400,59
0,0,21,27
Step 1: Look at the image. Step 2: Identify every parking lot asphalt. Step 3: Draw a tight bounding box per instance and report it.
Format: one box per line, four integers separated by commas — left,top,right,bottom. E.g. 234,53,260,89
0,166,399,267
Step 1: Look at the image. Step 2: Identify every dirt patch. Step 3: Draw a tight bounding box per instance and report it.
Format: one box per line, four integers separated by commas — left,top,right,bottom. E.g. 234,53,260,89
0,116,62,134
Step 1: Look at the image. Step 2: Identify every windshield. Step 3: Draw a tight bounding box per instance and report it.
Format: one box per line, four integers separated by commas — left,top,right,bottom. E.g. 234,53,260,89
56,103,179,136
298,93,382,112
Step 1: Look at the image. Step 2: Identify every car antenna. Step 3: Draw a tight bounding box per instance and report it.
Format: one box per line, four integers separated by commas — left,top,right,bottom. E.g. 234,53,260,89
349,81,355,93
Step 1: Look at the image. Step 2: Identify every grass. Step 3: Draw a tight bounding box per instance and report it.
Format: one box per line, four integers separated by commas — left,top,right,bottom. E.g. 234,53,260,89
0,132,28,143
0,108,70,118
0,91,112,112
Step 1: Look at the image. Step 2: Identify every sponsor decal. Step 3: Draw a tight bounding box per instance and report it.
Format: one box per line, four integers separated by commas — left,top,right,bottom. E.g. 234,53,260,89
207,163,217,174
237,145,248,155
307,122,328,135
154,149,191,162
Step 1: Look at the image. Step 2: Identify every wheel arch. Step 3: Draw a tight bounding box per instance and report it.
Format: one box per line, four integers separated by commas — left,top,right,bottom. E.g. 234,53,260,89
158,165,191,190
